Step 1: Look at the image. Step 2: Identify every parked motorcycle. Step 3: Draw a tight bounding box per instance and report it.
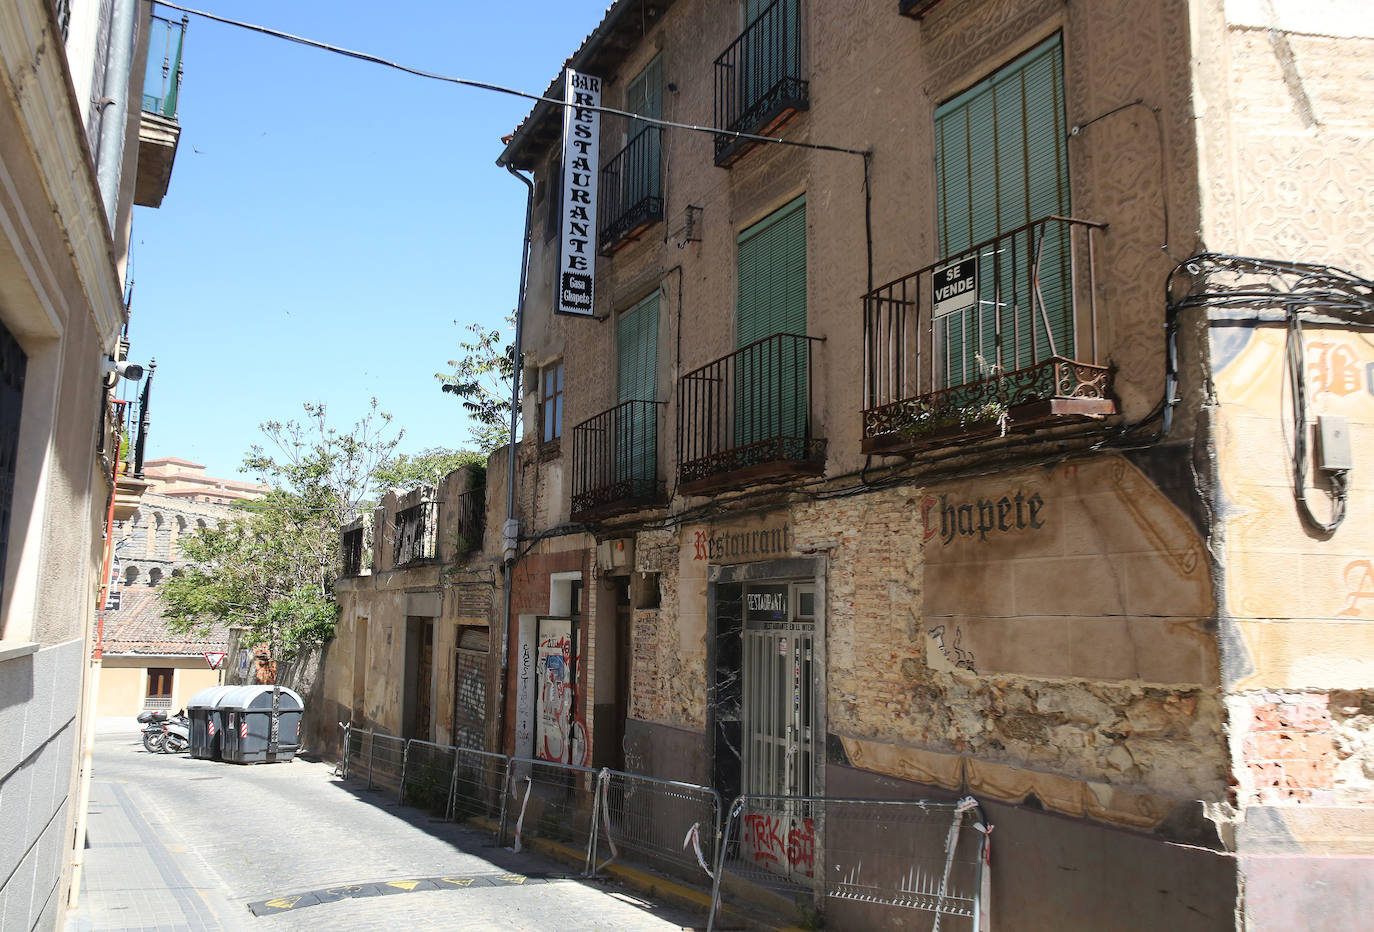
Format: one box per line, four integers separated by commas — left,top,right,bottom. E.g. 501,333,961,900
137,710,189,753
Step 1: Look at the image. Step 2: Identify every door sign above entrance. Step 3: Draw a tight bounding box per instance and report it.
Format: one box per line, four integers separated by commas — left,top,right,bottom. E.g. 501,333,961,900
692,518,790,562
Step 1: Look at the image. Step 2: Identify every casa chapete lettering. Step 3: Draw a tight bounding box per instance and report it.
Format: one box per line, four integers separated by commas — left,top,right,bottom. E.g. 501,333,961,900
923,490,1046,545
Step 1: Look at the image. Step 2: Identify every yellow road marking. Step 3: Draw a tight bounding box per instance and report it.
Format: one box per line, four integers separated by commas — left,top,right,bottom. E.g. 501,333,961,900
441,877,476,887
387,880,421,891
264,896,301,909
498,874,527,884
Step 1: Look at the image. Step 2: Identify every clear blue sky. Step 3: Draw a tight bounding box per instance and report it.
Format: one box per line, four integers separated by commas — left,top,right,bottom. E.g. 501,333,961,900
127,0,607,481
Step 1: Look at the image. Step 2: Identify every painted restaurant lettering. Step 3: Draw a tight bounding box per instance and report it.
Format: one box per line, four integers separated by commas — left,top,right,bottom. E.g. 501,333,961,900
922,489,1045,545
556,70,601,317
692,523,790,562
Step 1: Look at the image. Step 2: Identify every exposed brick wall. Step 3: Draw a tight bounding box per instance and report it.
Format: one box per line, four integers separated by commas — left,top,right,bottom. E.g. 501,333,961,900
1234,692,1340,805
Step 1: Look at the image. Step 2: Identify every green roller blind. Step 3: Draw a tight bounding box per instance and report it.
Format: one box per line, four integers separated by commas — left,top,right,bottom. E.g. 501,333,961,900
737,195,806,346
617,294,660,487
736,196,807,445
618,293,660,403
934,35,1070,387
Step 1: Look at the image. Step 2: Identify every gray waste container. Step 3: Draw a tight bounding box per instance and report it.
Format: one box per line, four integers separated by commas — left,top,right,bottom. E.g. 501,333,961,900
186,685,236,760
218,685,304,764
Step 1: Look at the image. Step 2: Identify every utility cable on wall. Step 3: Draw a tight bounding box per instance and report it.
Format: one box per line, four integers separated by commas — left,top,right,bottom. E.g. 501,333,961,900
1166,252,1373,536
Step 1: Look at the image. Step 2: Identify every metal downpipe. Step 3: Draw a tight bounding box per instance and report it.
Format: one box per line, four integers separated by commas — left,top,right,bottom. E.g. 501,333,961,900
95,0,138,228
495,164,534,756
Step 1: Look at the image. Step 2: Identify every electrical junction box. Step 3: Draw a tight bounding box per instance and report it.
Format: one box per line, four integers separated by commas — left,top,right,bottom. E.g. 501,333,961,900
597,538,634,574
1318,415,1353,471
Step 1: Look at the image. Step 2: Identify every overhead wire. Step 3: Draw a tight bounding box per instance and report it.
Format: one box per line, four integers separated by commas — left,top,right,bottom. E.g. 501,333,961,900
152,1,869,159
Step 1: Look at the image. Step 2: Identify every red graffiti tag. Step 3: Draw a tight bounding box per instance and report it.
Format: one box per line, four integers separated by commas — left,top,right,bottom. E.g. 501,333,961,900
743,814,815,877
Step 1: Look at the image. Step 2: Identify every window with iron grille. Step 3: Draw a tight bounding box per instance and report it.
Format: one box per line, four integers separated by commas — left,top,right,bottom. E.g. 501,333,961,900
933,34,1070,387
0,320,26,611
341,525,365,576
541,361,564,445
393,501,438,566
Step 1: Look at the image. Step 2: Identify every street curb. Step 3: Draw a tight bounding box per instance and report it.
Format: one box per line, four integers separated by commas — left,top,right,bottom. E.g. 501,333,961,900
508,830,805,932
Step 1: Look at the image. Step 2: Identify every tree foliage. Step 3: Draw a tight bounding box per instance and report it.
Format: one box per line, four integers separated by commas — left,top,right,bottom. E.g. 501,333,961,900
160,401,401,657
371,447,485,497
435,316,516,454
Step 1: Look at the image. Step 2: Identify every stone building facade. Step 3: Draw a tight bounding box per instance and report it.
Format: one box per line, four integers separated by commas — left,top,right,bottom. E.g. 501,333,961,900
0,0,186,925
326,468,492,750
473,0,1374,928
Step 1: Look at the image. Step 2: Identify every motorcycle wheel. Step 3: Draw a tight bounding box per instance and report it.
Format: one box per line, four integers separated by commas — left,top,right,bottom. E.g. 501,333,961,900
142,731,164,753
163,733,188,754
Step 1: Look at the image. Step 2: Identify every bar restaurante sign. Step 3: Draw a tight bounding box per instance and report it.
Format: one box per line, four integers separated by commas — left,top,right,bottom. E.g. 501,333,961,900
556,69,601,317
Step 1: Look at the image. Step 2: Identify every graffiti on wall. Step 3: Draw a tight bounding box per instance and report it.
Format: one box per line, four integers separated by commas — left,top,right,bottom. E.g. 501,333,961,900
922,490,1045,545
535,621,588,765
928,624,977,673
743,812,816,879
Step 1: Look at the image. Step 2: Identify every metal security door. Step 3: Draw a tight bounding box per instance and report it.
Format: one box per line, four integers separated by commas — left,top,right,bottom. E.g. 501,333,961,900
741,582,817,883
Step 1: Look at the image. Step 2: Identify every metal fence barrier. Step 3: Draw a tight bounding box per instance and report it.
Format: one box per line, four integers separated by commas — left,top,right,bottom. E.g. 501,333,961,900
401,739,458,815
589,769,721,883
365,733,406,795
448,746,510,832
500,756,600,857
708,795,990,932
333,732,991,932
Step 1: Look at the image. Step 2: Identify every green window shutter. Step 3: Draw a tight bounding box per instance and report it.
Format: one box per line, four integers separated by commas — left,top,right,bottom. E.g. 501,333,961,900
934,35,1070,385
617,294,660,487
736,196,807,445
617,293,660,403
737,195,806,345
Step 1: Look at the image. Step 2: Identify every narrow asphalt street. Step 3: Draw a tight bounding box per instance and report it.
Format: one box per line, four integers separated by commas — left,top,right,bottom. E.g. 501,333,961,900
67,726,705,931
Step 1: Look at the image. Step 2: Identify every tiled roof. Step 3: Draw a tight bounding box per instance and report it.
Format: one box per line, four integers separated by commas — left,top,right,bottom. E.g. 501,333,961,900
102,587,230,655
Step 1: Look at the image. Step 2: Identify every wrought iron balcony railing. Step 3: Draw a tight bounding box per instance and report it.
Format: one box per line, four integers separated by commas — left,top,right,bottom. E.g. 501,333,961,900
142,15,187,119
862,215,1115,453
393,500,439,567
599,128,663,254
713,0,808,166
677,333,825,493
571,400,666,520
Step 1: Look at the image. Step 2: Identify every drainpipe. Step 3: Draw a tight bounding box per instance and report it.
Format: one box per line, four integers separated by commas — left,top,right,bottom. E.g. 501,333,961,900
494,164,534,756
95,0,138,229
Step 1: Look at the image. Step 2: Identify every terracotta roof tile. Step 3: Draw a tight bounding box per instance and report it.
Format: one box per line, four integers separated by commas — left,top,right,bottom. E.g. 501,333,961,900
102,587,230,655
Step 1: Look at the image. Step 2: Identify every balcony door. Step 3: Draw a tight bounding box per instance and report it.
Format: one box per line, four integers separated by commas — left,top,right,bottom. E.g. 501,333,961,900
624,55,662,213
737,196,806,449
616,293,659,494
934,34,1070,387
741,0,802,124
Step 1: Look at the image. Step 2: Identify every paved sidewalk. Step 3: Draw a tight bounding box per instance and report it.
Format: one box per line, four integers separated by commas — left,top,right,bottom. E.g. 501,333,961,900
69,777,240,931
66,731,704,931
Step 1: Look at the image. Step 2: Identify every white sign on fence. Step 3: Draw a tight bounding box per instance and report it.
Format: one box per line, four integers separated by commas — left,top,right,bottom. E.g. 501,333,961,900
932,255,978,318
556,69,601,317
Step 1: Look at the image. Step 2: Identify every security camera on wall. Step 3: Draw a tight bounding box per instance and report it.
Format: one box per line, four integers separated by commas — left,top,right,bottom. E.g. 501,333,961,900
102,357,145,383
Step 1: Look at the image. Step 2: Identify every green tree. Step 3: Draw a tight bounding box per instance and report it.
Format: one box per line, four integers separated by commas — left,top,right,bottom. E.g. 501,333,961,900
371,447,485,496
161,401,401,657
436,315,516,454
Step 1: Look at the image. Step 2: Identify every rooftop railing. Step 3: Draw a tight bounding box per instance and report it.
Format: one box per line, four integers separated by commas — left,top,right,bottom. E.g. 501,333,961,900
861,215,1114,453
677,333,825,493
713,0,808,166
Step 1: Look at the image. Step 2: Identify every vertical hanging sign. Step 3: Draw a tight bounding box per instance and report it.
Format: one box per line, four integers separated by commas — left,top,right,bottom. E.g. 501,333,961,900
556,69,601,317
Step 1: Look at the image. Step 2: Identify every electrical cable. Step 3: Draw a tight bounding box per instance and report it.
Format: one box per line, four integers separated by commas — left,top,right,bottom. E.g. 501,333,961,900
152,1,869,159
1165,252,1372,536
